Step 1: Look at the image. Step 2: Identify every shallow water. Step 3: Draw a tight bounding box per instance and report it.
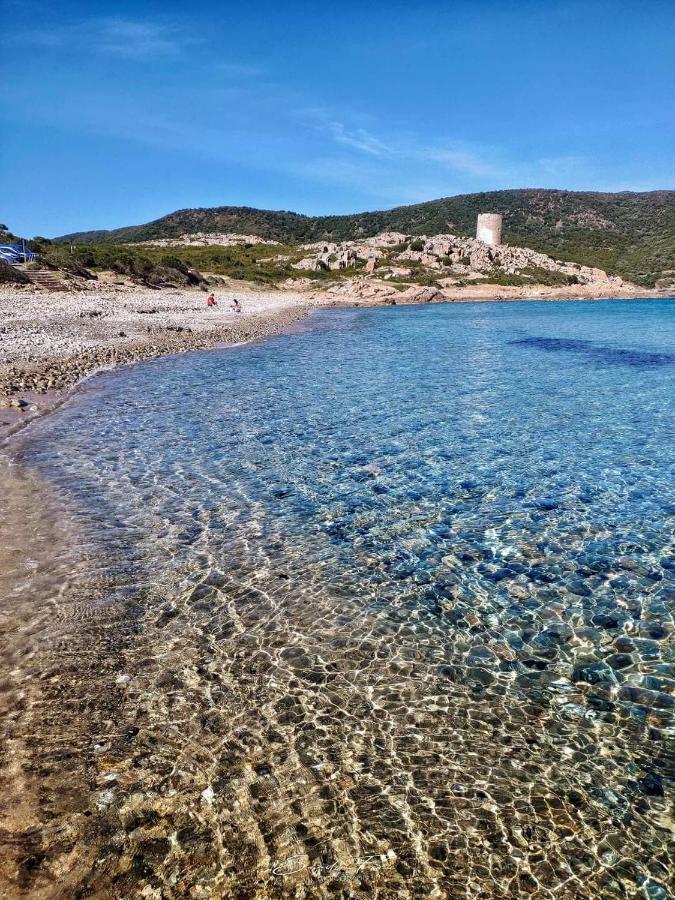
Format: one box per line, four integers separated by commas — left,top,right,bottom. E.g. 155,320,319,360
2,299,674,898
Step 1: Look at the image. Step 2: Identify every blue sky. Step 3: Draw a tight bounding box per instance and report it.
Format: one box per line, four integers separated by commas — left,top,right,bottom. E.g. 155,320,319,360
1,0,673,237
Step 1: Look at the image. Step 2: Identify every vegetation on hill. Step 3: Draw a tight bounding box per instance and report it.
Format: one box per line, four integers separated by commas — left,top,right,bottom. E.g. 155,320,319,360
0,224,23,243
38,241,351,288
55,190,675,287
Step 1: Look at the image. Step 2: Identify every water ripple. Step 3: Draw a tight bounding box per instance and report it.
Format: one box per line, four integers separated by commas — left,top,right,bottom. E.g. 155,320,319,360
5,298,675,898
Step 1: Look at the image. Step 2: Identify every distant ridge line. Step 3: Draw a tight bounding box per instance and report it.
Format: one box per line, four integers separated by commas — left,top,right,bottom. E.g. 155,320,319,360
54,188,675,286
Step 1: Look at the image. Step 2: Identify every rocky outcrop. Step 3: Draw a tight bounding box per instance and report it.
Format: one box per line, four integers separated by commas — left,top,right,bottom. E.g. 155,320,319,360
396,286,446,303
289,229,629,289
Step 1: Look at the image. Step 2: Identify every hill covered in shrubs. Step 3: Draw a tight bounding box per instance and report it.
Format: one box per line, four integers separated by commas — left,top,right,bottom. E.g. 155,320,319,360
55,189,675,287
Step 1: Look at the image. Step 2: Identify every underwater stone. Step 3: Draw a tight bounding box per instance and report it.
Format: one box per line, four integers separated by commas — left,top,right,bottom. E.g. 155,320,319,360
619,686,674,709
606,653,634,670
541,623,574,644
638,773,664,797
533,498,559,510
642,879,669,900
587,696,614,711
467,645,497,664
567,580,592,597
571,660,616,685
614,636,636,652
647,624,668,639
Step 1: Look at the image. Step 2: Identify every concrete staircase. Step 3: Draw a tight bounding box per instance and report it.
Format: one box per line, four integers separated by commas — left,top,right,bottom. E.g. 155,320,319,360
26,268,64,291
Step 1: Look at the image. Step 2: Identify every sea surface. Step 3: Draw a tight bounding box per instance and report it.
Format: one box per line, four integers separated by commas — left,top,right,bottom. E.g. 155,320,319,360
2,298,674,898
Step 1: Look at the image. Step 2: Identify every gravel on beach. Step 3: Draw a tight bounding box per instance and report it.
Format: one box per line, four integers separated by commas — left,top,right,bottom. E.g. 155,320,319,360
0,284,312,394
0,283,313,442
1,278,665,417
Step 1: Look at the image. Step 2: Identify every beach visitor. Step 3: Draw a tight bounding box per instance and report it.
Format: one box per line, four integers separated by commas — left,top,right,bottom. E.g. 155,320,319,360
207,293,217,307
231,298,242,313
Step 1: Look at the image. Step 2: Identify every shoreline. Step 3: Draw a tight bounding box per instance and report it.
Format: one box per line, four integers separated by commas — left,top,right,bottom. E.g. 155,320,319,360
309,272,671,308
329,288,671,307
1,284,671,446
0,285,314,445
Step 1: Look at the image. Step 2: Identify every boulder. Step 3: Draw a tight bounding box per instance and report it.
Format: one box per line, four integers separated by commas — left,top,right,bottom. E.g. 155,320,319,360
398,286,446,304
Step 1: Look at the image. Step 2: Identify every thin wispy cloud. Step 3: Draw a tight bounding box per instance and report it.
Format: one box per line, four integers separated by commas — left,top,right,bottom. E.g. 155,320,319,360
211,61,264,78
308,112,598,191
424,147,502,179
326,121,394,157
86,19,189,59
537,155,588,178
7,16,199,60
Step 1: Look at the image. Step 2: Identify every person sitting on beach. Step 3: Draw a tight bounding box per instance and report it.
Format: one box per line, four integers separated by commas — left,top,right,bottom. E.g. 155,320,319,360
231,298,241,313
207,293,217,307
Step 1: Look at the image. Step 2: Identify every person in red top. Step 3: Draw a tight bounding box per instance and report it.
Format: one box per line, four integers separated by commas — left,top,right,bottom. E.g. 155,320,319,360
206,293,217,307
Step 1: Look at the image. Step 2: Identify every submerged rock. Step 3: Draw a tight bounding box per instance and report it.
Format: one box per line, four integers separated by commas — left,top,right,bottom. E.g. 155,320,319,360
638,773,664,797
571,660,616,685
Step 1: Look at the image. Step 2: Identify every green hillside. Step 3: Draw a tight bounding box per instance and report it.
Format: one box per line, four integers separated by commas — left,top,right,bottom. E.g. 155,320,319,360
55,189,675,286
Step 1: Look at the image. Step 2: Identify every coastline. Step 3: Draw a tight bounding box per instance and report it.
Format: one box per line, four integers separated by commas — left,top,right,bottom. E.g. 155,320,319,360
313,279,671,309
1,282,670,444
0,285,313,445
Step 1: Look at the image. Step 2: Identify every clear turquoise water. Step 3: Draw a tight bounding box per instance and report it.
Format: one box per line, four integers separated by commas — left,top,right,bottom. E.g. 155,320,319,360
13,299,675,896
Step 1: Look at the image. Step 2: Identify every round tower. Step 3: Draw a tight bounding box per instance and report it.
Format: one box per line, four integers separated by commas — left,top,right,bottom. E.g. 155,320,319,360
476,213,502,247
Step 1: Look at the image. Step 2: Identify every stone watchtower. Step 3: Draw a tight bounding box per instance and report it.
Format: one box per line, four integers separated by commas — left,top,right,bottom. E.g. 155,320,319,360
476,213,502,247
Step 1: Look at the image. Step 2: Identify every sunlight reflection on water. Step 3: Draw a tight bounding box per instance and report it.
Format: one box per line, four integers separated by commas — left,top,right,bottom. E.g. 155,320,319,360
5,298,675,898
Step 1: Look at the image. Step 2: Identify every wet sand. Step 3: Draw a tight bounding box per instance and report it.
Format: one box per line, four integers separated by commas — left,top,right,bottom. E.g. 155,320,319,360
0,458,104,894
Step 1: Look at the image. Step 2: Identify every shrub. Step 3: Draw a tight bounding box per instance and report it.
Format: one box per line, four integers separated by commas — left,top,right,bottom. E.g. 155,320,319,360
0,260,31,284
160,254,189,274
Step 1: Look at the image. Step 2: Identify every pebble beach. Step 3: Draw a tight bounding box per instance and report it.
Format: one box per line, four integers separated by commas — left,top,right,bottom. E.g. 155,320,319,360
1,279,666,437
0,283,313,441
